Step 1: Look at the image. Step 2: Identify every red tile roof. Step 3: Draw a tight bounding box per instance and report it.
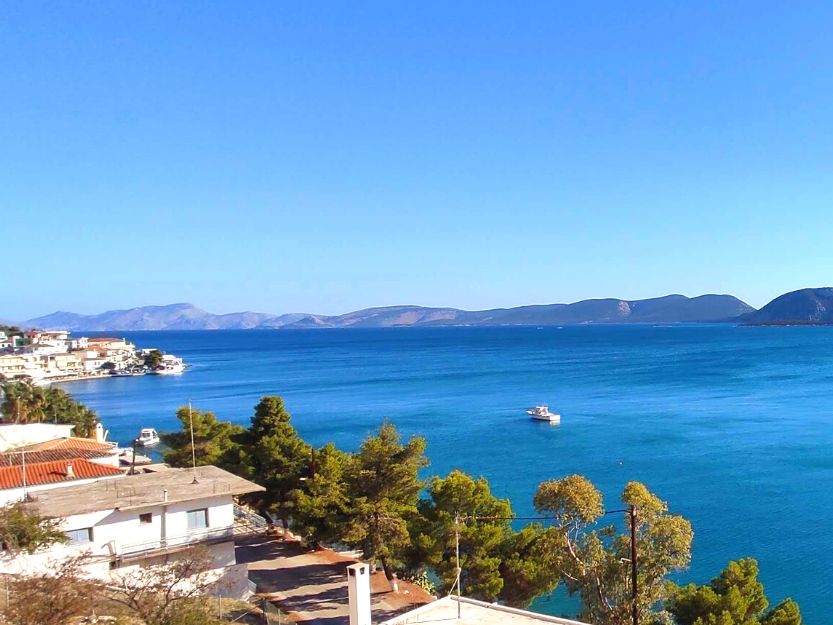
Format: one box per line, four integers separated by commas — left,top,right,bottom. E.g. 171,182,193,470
20,438,116,453
0,448,113,466
0,459,122,490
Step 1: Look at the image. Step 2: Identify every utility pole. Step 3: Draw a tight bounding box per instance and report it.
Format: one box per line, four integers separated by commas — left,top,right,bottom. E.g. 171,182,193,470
630,505,638,625
454,512,461,619
310,447,317,479
189,401,198,484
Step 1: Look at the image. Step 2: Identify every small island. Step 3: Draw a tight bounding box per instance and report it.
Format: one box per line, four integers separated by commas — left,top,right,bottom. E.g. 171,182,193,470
0,326,185,384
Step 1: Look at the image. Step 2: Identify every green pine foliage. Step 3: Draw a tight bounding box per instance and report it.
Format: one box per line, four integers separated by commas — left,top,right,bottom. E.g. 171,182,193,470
669,558,803,625
342,421,428,581
238,396,312,528
292,442,352,546
160,406,244,469
143,349,164,370
0,381,97,437
410,470,513,600
498,524,563,607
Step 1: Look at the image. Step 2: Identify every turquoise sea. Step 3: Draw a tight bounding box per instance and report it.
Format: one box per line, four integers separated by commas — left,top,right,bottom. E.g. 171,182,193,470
59,326,833,622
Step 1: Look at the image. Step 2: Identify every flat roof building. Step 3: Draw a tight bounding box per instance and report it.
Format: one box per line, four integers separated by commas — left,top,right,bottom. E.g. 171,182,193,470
380,596,593,625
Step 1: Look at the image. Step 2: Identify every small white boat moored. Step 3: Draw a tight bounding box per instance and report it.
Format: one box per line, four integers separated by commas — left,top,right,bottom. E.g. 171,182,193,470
150,354,185,375
527,405,561,423
135,428,160,447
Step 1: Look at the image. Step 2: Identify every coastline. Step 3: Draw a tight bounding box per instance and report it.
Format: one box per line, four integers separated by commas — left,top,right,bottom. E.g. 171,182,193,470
43,372,145,385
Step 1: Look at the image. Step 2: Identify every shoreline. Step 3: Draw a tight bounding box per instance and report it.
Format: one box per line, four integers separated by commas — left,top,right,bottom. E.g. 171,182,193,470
44,372,145,385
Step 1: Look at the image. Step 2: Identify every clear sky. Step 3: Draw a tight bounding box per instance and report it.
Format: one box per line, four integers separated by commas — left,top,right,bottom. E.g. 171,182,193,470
3,2,833,320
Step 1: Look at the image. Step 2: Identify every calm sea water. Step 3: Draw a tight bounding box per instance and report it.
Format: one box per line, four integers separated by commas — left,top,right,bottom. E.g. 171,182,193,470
59,326,833,622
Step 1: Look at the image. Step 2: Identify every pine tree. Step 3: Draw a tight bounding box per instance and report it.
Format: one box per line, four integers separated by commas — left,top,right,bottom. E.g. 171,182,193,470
239,396,311,530
292,443,352,546
669,558,803,625
410,470,512,600
344,421,428,582
160,406,244,469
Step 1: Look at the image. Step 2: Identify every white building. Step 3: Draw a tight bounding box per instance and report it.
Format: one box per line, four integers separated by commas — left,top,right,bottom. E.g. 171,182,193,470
379,596,593,625
0,423,76,452
6,465,265,598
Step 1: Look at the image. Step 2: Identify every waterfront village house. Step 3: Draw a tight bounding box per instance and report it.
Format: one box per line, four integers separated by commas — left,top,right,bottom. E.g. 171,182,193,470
4,466,265,599
0,352,42,379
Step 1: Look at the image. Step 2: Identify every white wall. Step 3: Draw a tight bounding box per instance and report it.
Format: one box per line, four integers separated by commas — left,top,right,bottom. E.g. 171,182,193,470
0,424,75,451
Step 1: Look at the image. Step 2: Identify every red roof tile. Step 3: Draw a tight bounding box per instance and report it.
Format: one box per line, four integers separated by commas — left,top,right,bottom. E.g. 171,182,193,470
21,438,116,453
0,448,113,466
0,459,122,490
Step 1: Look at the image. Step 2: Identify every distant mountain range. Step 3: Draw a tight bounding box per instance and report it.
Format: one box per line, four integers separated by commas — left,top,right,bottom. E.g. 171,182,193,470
739,288,833,325
20,294,755,331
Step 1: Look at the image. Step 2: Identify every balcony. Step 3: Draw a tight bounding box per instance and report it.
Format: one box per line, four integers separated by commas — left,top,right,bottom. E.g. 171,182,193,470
114,526,235,563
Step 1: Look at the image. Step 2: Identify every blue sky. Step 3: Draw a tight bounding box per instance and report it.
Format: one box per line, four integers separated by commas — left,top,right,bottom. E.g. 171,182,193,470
3,2,833,319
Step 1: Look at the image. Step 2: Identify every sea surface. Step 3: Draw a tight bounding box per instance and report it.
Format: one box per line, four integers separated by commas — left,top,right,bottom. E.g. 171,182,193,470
59,326,833,622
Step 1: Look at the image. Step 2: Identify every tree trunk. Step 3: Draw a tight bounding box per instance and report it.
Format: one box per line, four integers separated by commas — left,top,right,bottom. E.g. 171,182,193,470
380,557,393,581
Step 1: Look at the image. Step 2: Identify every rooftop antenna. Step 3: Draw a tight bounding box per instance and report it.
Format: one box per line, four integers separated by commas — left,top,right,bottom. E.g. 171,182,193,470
189,401,198,484
21,447,27,500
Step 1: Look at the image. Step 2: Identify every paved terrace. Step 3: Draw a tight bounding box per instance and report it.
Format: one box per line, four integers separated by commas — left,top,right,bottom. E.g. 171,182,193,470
237,536,433,625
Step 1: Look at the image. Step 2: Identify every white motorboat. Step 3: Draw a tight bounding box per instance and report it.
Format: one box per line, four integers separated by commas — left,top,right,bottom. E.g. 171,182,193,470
135,428,160,447
149,354,185,375
527,405,561,423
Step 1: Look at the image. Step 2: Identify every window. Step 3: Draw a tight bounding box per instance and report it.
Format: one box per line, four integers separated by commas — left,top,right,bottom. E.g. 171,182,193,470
139,513,152,524
66,528,93,544
186,509,208,530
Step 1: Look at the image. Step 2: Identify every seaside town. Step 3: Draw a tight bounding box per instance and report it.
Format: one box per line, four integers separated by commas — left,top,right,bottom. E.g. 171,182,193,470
0,328,185,384
3,2,824,625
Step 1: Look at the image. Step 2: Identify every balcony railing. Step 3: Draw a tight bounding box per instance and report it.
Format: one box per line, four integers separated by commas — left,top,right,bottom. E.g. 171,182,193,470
118,526,234,559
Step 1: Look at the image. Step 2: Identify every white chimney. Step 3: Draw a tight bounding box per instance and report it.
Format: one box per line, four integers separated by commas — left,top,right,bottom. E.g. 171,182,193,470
346,562,371,625
66,462,74,478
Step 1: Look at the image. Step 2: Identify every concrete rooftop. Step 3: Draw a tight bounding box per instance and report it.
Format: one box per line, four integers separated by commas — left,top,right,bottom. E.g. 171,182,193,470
27,465,264,517
379,596,592,625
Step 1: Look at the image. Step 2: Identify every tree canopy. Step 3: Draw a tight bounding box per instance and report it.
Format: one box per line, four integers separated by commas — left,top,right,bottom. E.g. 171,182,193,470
161,406,244,469
0,501,67,554
343,421,428,581
533,476,693,625
0,381,98,437
237,396,311,528
143,348,164,370
669,558,803,625
410,470,513,600
292,442,352,547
